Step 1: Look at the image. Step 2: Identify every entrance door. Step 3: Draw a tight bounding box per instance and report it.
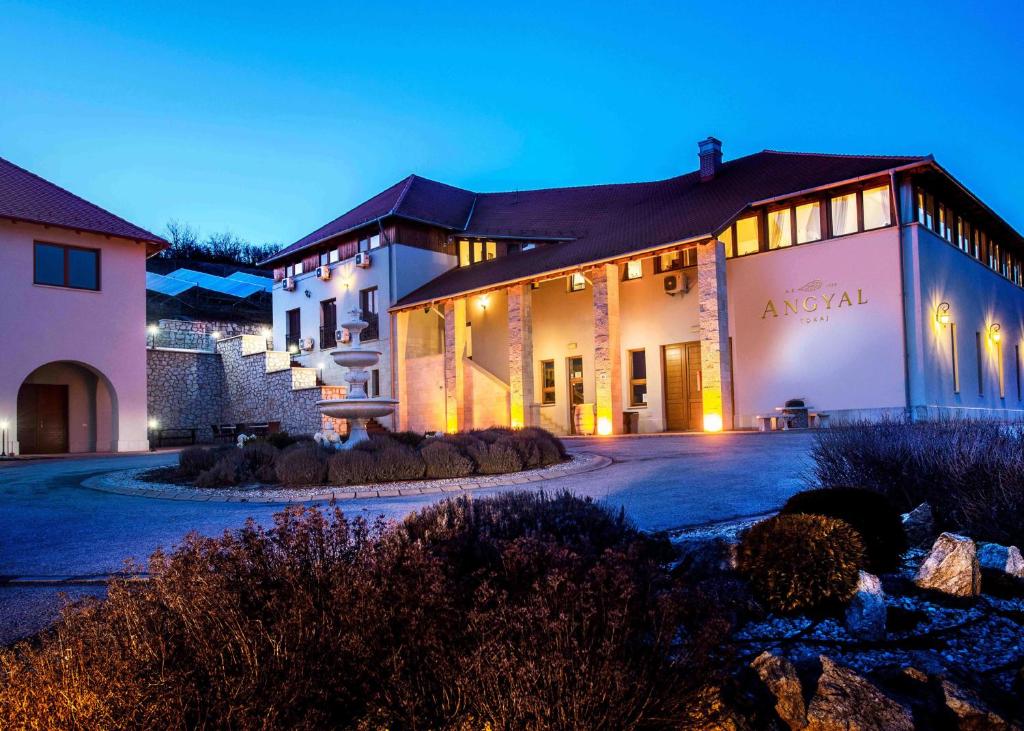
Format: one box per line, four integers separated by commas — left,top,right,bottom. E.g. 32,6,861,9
567,356,584,434
663,342,702,431
17,384,69,454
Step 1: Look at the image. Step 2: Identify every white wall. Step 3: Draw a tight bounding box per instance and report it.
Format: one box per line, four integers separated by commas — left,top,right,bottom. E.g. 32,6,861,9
911,224,1024,417
726,228,907,425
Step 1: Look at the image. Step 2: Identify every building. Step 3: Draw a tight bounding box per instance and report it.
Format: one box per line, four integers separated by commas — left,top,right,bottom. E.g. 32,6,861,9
264,139,1024,435
0,156,165,454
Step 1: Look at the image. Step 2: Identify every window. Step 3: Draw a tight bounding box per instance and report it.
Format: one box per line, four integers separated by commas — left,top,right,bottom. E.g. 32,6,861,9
720,225,734,258
623,260,643,280
795,201,822,243
473,240,483,263
735,215,759,256
359,286,379,340
458,240,471,267
767,209,792,249
286,264,293,277
541,360,556,404
286,308,301,352
330,248,340,264
628,349,647,406
830,192,859,236
33,242,100,290
485,241,497,260
951,324,960,394
369,369,381,398
319,251,330,266
320,298,337,350
862,185,892,230
369,234,381,249
655,252,680,273
294,260,304,275
568,272,587,292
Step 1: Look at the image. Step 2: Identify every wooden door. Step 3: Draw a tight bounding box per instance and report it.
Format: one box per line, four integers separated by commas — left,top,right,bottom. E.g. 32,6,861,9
663,342,702,431
17,384,69,454
567,356,584,434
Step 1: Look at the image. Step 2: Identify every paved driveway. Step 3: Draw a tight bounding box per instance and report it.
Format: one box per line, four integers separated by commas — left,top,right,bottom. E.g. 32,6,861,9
0,431,814,643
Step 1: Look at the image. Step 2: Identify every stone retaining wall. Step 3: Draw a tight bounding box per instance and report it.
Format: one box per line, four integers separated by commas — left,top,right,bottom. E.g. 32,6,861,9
146,349,225,442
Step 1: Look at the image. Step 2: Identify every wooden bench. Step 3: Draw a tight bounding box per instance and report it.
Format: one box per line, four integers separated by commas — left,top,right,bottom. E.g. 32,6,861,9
150,428,197,448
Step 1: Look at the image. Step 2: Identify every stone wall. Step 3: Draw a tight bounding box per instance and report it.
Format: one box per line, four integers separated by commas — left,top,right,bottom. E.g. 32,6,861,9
146,348,225,442
147,318,270,351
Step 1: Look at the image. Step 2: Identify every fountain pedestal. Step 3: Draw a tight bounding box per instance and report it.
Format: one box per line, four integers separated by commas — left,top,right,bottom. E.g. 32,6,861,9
315,309,398,450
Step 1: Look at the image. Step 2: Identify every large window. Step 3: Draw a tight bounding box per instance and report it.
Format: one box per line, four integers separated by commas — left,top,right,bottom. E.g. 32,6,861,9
285,308,301,353
628,349,647,406
540,360,556,404
320,298,337,350
735,215,759,256
767,209,792,249
862,185,892,230
359,286,379,341
654,247,697,272
830,192,859,236
795,201,822,243
34,242,100,290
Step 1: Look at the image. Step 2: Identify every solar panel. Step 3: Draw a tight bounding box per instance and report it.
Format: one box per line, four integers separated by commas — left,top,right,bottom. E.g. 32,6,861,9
226,271,274,292
146,271,195,296
165,268,263,298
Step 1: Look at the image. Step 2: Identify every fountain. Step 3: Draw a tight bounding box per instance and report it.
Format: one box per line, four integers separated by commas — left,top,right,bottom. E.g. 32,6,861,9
315,308,398,450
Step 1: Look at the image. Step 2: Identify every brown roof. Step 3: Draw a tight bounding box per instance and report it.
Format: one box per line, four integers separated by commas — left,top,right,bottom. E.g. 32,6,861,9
393,150,927,307
0,156,165,245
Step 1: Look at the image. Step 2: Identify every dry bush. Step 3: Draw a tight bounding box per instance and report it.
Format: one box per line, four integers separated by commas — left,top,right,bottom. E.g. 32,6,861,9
372,445,426,481
421,441,474,479
466,439,523,474
274,444,327,486
737,514,865,613
195,449,245,488
327,449,378,485
178,445,218,478
811,418,1024,546
0,495,739,730
520,427,568,459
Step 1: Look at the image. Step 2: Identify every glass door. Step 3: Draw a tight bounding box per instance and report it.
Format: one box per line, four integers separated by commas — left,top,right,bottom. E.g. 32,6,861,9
567,356,584,434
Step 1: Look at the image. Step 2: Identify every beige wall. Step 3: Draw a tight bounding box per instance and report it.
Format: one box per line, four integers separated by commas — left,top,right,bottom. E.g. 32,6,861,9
405,354,446,433
0,221,150,453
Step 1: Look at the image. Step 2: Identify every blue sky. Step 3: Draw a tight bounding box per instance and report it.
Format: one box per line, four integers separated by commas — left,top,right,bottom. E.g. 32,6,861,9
2,1,1023,247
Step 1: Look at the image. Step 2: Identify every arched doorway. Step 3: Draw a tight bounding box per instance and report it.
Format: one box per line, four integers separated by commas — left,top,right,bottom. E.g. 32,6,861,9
16,361,118,454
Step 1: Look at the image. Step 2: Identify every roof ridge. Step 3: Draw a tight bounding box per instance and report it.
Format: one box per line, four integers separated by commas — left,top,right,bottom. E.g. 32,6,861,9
760,149,928,161
0,155,165,243
389,174,417,215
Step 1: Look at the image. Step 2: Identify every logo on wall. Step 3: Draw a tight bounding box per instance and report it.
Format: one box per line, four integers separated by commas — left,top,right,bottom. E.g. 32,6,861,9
761,279,868,325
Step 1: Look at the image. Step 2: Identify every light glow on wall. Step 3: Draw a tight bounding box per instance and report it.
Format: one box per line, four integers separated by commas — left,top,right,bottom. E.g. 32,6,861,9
596,416,613,436
703,413,723,432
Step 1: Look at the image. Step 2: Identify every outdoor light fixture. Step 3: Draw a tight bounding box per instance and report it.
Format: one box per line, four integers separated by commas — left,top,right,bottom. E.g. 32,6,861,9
148,419,159,430
989,323,1002,343
147,324,160,336
479,294,490,312
703,413,724,432
289,344,299,354
0,420,8,458
596,416,613,436
211,331,221,340
935,302,951,327
261,327,271,338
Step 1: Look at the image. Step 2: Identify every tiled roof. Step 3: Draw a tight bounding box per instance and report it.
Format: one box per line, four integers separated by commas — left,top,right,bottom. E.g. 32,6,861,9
264,174,476,264
394,150,926,306
0,156,164,244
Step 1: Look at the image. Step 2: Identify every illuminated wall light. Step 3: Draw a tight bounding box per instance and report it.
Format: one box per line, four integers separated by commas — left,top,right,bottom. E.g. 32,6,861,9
935,301,951,327
703,413,724,432
478,294,490,312
147,324,159,336
261,327,271,338
989,323,1002,343
148,419,159,430
211,331,221,340
596,416,613,436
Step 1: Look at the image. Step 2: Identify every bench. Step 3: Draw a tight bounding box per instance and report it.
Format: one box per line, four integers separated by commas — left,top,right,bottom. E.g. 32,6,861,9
756,411,829,431
150,428,197,448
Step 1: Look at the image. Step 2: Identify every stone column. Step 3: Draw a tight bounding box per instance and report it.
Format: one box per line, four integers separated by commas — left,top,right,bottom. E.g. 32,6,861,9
697,238,733,430
507,284,534,428
394,310,410,430
443,297,469,432
591,263,622,435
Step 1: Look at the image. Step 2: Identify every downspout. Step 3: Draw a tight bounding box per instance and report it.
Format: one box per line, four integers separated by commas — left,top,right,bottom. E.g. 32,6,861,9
892,169,915,420
381,218,400,419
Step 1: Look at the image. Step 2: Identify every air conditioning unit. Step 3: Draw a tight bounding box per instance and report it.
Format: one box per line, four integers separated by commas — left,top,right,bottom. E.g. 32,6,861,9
316,265,331,281
336,328,351,345
663,273,690,296
283,276,296,291
355,251,371,268
300,337,315,352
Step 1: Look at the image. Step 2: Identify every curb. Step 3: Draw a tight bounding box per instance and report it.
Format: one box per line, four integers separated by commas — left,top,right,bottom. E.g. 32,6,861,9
79,453,613,504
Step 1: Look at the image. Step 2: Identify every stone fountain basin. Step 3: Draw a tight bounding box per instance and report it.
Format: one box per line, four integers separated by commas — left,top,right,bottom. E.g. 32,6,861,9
317,398,398,420
330,350,382,368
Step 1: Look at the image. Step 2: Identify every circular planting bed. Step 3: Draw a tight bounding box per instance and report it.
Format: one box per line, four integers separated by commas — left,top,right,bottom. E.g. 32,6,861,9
81,452,609,503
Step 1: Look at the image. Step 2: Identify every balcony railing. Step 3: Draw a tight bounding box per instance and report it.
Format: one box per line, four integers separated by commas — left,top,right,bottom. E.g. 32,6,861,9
320,324,337,350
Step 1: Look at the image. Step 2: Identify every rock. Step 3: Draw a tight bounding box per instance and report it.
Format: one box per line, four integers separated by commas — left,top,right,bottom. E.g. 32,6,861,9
915,533,981,597
941,680,1010,730
978,542,1024,579
902,502,936,547
806,656,914,731
845,571,886,641
751,651,807,730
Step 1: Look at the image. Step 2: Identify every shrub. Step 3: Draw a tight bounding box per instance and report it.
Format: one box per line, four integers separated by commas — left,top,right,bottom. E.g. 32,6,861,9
351,434,397,453
737,514,865,613
420,441,474,479
781,487,907,573
274,445,327,486
265,431,298,450
372,445,426,482
811,418,1024,546
521,426,568,459
195,450,246,488
179,446,217,478
470,427,513,444
466,439,523,474
504,433,542,468
327,449,378,485
0,497,737,729
242,441,278,476
389,430,426,448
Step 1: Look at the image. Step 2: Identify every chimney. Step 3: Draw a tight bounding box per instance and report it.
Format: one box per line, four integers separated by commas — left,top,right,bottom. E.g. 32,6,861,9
698,137,722,181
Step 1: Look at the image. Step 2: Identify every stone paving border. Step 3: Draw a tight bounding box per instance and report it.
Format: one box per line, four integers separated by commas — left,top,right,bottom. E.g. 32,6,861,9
79,453,611,504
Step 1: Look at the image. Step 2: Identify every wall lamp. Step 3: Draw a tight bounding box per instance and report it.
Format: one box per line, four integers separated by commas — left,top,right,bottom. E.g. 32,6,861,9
989,323,1002,343
935,302,951,327
478,294,490,313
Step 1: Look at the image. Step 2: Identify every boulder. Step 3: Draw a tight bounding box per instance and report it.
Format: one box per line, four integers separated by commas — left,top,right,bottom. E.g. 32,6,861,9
978,542,1024,579
914,533,981,597
751,651,807,730
806,656,914,731
941,680,1011,730
845,571,886,641
902,502,936,548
